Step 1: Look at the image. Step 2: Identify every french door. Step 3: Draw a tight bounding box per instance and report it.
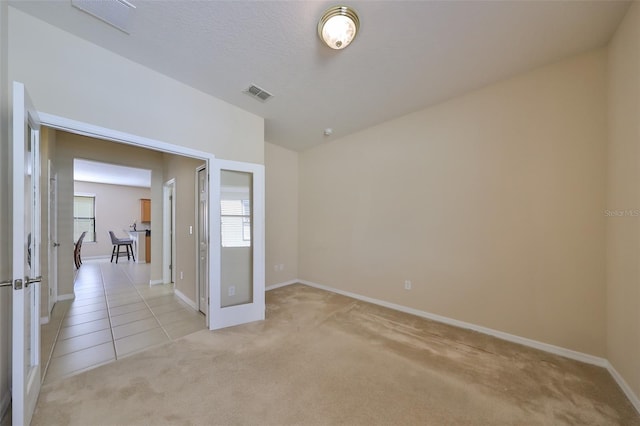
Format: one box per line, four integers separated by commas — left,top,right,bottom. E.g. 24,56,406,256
12,82,42,426
209,160,265,329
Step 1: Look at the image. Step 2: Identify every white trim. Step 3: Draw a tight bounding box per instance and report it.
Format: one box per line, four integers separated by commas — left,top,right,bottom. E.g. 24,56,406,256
57,293,75,301
266,280,298,291
149,279,164,286
606,361,640,413
39,316,50,325
174,288,197,310
38,113,212,159
82,255,110,261
298,279,608,368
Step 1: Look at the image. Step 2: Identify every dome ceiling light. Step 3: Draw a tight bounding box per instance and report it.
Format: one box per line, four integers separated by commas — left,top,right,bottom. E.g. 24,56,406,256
317,6,360,50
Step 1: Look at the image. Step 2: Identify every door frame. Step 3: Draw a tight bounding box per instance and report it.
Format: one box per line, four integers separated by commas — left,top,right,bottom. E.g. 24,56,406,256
38,113,218,328
162,178,176,285
47,160,58,317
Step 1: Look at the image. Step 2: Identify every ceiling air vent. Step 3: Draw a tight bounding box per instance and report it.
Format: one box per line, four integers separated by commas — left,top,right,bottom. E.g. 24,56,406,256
71,0,135,34
243,84,273,103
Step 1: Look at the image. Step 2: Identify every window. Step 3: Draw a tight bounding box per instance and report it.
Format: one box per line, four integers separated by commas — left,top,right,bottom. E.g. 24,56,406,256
74,195,96,242
221,198,251,247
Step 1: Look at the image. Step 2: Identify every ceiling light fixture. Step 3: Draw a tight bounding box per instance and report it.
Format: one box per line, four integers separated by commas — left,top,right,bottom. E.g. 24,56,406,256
318,6,360,50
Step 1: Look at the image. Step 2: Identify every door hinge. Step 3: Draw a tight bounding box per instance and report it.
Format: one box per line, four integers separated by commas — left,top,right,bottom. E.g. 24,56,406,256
169,264,172,270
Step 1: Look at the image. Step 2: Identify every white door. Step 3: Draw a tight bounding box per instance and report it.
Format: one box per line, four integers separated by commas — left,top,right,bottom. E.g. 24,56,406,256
12,82,42,426
48,163,58,315
209,160,265,329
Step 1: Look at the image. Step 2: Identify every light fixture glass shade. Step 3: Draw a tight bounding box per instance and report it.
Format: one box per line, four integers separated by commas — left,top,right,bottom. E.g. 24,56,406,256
318,6,360,50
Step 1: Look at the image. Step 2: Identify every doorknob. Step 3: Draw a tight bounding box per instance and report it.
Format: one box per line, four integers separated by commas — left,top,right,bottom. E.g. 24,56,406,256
0,279,12,288
53,242,60,247
24,276,42,288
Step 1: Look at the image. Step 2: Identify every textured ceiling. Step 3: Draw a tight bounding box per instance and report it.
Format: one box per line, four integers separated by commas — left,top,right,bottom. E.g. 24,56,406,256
10,0,631,151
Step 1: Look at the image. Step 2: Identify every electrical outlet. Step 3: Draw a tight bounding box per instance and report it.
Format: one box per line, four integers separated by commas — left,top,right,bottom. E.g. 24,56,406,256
404,280,412,290
180,271,184,280
279,264,284,271
228,285,236,297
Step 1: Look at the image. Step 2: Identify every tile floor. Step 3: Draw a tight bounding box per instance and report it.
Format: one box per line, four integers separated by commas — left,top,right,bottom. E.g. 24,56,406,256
42,259,205,384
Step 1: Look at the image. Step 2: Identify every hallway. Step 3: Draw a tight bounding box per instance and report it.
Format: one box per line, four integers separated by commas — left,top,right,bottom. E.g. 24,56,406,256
41,260,205,384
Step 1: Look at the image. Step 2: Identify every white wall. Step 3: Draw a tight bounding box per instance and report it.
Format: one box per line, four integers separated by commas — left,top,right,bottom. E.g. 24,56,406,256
606,0,640,401
299,49,607,357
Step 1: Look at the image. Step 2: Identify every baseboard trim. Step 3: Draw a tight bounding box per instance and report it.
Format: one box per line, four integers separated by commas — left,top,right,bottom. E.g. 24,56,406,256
298,279,608,368
82,255,110,260
0,387,10,423
174,288,197,310
149,279,164,286
266,280,298,291
57,293,75,301
606,361,640,413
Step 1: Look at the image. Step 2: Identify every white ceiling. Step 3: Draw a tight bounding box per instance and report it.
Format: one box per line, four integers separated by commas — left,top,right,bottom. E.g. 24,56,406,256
10,0,631,151
74,159,151,188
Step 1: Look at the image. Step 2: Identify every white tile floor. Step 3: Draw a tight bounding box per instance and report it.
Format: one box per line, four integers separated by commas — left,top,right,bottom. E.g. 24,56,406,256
42,259,205,384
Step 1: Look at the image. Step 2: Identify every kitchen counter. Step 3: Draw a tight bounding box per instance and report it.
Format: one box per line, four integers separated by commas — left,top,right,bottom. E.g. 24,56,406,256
126,230,150,263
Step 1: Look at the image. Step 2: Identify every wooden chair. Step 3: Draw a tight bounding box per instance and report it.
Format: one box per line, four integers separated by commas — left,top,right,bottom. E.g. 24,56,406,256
74,231,87,269
109,231,135,263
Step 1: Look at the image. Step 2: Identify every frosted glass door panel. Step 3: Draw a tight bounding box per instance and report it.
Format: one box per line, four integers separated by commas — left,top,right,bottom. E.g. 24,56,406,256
220,170,253,308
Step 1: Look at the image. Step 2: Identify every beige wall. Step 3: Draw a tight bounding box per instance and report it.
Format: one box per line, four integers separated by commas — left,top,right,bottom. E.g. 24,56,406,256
73,181,151,259
299,49,607,357
606,1,640,398
265,142,299,286
162,154,205,304
55,131,165,295
7,8,264,165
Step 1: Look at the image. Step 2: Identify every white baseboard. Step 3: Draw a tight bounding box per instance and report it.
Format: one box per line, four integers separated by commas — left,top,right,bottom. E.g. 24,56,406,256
149,279,164,286
298,279,608,368
174,288,197,310
40,316,50,325
606,361,640,413
266,280,298,291
82,255,110,260
283,278,639,414
0,386,10,422
57,293,75,301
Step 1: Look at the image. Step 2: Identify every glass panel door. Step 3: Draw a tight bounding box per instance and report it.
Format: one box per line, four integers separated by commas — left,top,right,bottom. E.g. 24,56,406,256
209,160,264,329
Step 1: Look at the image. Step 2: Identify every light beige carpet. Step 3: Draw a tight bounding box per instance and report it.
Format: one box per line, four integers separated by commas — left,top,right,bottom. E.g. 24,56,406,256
32,284,639,425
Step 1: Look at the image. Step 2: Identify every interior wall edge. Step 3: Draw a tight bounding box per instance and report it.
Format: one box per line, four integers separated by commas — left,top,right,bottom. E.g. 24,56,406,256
606,361,640,414
174,288,197,311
